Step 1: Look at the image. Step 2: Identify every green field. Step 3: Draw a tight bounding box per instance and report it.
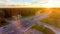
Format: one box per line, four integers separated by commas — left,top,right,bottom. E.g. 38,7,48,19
41,8,60,29
0,21,9,27
31,24,55,34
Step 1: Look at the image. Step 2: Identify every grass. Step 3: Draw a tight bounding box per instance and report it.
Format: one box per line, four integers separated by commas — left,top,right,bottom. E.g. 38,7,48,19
41,8,60,29
41,17,60,29
0,21,9,27
31,24,55,34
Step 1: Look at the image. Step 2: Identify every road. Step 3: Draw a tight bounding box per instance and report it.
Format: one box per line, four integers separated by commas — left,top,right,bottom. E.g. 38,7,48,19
0,11,52,34
38,22,60,34
21,11,60,34
22,11,52,32
1,10,60,34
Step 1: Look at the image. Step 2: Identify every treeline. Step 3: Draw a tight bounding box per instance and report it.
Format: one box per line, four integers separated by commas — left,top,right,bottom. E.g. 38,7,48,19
21,8,39,17
0,8,46,18
0,8,21,27
0,8,45,27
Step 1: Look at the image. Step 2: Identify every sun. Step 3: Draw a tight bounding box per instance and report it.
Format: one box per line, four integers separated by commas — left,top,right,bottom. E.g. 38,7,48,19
42,0,56,8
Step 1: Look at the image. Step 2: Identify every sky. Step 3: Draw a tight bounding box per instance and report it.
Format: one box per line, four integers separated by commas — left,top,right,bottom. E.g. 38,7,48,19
8,0,47,2
0,0,60,8
0,0,48,4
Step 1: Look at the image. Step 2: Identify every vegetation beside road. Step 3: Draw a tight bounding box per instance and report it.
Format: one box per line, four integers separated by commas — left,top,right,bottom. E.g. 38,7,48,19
41,8,60,29
31,24,55,34
0,21,9,27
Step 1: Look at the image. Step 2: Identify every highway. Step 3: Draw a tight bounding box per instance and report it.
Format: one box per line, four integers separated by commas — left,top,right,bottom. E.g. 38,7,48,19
1,10,60,34
21,11,60,34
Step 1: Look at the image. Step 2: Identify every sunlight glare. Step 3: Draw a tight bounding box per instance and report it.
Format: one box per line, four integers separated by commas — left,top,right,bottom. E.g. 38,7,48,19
42,0,56,8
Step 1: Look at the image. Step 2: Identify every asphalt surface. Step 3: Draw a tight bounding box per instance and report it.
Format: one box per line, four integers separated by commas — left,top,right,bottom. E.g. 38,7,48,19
0,11,60,34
